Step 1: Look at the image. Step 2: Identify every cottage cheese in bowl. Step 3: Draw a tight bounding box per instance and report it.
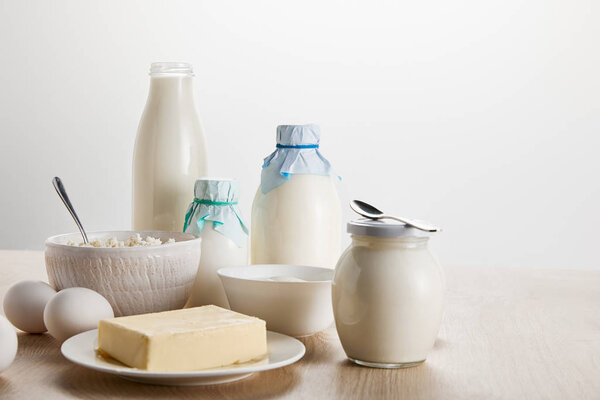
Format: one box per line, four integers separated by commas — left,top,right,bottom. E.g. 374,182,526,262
66,233,175,248
45,231,201,316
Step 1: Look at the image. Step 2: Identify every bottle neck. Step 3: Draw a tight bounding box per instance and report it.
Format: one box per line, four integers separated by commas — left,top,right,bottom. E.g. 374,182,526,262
351,235,429,250
147,75,194,103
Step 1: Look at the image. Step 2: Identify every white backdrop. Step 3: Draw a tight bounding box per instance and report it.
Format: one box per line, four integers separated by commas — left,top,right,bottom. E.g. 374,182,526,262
0,0,598,269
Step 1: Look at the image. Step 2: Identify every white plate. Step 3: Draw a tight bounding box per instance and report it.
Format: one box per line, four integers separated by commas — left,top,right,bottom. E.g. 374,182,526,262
61,329,305,386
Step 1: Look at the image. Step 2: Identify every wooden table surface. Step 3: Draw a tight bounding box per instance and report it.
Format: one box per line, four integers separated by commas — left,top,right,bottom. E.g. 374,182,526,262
0,250,599,399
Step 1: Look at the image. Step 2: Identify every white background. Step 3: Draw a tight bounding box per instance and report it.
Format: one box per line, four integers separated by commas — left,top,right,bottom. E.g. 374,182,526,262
0,0,598,269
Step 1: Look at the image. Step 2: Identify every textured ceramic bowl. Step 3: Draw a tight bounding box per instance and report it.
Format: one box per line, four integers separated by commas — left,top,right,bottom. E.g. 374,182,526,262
45,231,201,317
218,265,334,337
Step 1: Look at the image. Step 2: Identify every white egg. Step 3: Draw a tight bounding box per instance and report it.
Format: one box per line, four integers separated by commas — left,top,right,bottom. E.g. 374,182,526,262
43,287,114,343
3,280,57,333
0,315,18,372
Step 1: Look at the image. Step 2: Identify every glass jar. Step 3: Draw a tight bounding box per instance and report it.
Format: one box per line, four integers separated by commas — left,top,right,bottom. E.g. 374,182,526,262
332,219,444,368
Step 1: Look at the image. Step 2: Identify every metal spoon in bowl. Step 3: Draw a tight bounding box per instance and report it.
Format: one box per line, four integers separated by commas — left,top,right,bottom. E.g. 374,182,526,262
350,200,440,233
52,177,89,244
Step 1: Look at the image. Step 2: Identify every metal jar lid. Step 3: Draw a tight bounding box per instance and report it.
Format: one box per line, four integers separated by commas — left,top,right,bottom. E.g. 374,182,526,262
347,218,432,238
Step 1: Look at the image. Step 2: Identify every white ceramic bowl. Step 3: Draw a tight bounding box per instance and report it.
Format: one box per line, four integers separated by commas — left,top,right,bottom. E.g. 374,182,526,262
45,231,201,317
218,265,334,337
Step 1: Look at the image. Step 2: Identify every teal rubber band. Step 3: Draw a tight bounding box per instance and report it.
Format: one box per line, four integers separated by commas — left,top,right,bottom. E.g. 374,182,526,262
193,199,239,206
183,199,239,231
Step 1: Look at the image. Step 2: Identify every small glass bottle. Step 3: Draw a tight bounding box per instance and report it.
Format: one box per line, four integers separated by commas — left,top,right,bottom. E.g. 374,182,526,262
183,179,248,308
332,219,444,368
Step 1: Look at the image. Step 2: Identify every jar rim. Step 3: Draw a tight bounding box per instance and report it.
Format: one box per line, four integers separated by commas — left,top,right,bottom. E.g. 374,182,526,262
347,218,433,238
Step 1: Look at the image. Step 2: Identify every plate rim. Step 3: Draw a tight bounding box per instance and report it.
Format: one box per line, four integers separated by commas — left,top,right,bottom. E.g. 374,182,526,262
61,329,305,378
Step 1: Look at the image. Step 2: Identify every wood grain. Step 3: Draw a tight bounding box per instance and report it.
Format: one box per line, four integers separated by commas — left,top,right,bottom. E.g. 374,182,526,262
0,250,599,399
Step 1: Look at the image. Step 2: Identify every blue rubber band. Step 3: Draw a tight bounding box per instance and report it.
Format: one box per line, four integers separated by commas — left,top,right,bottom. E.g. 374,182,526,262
276,144,319,149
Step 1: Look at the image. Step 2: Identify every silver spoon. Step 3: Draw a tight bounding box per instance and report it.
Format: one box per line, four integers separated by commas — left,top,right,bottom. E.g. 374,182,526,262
52,177,89,244
350,200,440,232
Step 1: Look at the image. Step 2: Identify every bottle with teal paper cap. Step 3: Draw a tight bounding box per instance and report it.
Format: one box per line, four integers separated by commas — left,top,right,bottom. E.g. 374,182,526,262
251,124,342,268
183,178,248,308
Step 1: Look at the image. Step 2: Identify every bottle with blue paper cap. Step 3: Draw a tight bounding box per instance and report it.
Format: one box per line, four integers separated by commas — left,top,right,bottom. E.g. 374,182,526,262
251,124,342,268
183,178,249,308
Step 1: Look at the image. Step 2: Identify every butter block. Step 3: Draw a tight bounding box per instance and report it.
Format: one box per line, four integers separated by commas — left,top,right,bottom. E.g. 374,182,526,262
97,305,267,371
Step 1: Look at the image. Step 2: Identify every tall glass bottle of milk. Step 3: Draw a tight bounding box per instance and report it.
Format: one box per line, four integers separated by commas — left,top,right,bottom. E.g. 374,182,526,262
133,62,207,231
251,124,341,268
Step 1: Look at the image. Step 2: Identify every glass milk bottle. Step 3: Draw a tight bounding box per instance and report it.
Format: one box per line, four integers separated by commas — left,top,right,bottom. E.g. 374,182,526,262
183,179,248,308
333,218,444,368
251,124,341,268
133,62,207,231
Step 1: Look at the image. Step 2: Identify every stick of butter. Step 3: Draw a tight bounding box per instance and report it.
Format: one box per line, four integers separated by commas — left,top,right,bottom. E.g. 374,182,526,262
97,305,267,371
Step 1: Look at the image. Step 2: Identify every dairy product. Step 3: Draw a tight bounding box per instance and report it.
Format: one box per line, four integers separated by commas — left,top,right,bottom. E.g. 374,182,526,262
183,179,249,308
66,233,175,248
45,231,201,317
132,62,207,231
332,219,444,367
267,276,307,282
251,125,341,268
252,174,341,267
186,226,247,308
98,305,267,371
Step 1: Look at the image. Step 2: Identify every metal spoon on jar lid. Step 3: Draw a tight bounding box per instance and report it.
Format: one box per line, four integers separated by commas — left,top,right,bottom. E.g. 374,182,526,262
52,177,89,244
350,200,440,232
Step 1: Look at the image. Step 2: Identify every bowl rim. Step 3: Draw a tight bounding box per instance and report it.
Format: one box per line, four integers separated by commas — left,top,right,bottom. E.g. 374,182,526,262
45,230,201,250
217,264,333,284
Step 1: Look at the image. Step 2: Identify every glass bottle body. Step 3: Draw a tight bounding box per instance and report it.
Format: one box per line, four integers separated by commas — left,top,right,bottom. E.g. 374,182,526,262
132,63,207,231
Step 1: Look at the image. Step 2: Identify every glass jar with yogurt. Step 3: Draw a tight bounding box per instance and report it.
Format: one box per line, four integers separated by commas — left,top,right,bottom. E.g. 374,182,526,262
332,218,444,368
251,124,341,268
183,179,248,308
